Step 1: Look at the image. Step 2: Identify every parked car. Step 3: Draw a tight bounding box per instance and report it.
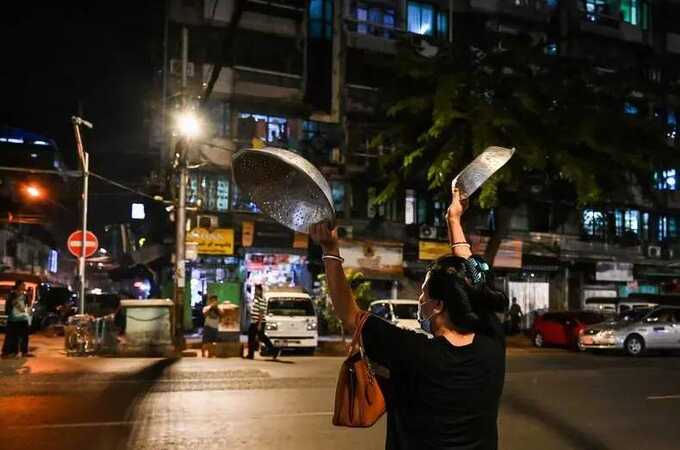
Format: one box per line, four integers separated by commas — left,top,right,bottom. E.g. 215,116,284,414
584,296,658,315
579,306,680,356
262,289,318,355
369,299,422,332
31,284,77,331
532,311,607,350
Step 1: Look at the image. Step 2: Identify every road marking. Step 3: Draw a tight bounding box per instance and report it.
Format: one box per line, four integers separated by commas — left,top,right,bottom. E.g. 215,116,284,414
8,412,335,430
647,394,680,400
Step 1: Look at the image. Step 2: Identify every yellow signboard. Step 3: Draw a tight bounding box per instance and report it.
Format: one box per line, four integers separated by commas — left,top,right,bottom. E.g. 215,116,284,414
187,228,234,255
418,241,451,261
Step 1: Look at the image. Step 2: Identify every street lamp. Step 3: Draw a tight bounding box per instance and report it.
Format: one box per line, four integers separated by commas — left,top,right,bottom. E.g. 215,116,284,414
175,110,202,139
23,183,43,200
172,109,202,348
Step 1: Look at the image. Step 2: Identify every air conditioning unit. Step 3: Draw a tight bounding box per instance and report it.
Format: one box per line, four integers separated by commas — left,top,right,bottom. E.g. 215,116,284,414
197,215,218,229
647,245,662,258
336,225,353,239
419,224,437,240
170,59,195,77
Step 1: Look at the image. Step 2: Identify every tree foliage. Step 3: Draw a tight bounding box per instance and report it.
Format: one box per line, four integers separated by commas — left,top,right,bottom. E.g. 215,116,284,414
372,30,680,210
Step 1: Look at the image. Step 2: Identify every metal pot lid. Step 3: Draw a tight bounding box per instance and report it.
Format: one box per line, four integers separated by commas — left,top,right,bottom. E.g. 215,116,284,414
452,146,515,199
232,147,334,233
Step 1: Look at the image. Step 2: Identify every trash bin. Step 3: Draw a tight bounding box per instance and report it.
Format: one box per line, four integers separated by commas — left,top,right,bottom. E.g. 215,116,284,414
118,299,174,356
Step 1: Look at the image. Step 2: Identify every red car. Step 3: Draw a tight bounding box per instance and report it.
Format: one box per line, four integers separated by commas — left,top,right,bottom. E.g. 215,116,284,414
532,311,606,350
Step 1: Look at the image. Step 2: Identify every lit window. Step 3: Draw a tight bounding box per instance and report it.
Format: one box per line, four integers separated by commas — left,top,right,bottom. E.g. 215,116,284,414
353,3,396,38
131,203,146,220
407,2,434,36
614,209,640,236
405,190,416,225
355,4,368,34
216,177,230,211
657,216,678,241
239,113,288,144
436,11,448,40
309,0,333,39
642,212,650,240
654,169,677,191
620,0,649,28
331,181,345,213
624,102,639,115
582,209,606,239
667,111,678,145
545,42,558,56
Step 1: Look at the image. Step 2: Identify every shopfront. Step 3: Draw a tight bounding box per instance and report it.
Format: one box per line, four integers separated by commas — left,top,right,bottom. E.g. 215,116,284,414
339,238,404,299
239,220,313,326
185,226,242,331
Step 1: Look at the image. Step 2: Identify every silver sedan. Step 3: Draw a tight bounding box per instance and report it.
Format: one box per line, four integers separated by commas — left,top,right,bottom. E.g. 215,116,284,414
579,307,680,356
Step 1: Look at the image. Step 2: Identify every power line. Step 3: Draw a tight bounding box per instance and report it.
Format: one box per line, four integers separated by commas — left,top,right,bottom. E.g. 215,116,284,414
89,172,156,200
0,165,156,200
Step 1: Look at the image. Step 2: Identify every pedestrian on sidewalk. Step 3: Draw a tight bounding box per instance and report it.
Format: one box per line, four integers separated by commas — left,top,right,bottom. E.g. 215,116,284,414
310,186,508,450
1,281,33,358
201,295,221,357
247,284,280,359
508,297,523,335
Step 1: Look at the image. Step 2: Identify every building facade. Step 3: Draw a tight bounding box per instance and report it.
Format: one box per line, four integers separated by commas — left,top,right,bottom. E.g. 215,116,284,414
156,0,680,324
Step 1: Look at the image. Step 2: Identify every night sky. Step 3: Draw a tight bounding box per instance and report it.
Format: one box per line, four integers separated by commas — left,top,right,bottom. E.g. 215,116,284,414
1,3,163,180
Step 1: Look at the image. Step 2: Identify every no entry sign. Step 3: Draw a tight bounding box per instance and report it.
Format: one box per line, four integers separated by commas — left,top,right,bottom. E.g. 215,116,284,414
67,230,99,258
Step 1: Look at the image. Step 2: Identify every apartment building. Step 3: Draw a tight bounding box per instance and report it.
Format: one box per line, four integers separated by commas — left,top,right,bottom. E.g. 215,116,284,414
156,0,680,319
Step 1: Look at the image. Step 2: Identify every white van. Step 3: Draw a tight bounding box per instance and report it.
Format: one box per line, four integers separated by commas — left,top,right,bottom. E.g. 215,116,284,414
262,290,318,354
369,299,423,332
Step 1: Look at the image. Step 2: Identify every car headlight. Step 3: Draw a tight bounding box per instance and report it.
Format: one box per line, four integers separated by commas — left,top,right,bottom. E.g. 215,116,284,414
599,330,616,338
265,322,278,331
578,328,585,336
307,321,317,331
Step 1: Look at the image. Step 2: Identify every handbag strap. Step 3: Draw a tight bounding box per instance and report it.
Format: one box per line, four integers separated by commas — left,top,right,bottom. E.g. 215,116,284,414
349,311,370,356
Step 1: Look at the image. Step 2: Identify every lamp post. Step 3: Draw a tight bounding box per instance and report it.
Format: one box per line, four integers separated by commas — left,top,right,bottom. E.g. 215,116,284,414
173,110,201,348
71,116,93,314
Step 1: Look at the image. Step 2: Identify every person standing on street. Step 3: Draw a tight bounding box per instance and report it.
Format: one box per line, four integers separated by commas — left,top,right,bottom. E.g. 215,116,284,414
1,281,32,358
201,295,221,357
247,284,280,359
310,186,508,450
508,297,523,335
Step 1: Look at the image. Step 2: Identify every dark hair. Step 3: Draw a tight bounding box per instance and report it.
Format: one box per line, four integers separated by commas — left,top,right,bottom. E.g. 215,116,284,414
209,295,218,301
426,255,508,333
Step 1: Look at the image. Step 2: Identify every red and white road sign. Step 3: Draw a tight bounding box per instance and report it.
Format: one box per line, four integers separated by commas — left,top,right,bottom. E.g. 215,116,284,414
67,230,99,258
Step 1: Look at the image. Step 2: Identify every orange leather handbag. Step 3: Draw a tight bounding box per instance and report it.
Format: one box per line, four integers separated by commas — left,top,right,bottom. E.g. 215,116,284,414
333,311,386,427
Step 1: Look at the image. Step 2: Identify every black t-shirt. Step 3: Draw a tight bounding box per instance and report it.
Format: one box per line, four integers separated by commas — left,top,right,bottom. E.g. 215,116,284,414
362,313,506,450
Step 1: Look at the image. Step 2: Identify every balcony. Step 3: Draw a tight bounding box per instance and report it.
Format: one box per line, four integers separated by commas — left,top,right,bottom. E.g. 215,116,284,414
510,231,646,262
202,64,303,102
203,0,303,36
577,2,650,44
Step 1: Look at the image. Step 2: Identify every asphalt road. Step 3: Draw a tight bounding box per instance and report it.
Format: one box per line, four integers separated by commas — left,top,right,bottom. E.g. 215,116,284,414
1,347,679,450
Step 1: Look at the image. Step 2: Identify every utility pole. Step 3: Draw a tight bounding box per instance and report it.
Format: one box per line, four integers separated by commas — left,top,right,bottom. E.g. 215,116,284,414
71,116,93,314
173,26,190,348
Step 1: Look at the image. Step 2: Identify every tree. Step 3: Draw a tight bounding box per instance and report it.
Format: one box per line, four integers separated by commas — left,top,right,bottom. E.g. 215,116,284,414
371,27,680,262
316,270,375,339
